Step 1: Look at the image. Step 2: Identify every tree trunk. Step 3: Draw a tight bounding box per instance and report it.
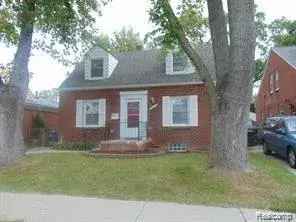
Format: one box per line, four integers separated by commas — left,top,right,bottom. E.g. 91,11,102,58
0,17,34,166
0,87,26,166
209,94,250,170
206,0,255,171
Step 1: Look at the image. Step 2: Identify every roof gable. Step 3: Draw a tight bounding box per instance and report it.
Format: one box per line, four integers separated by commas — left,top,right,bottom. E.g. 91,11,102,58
273,46,296,69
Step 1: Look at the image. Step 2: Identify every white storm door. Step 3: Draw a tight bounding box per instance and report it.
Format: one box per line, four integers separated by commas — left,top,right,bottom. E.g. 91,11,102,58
120,91,148,139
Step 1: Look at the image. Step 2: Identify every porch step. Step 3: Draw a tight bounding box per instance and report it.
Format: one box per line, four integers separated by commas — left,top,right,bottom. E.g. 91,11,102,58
97,139,150,153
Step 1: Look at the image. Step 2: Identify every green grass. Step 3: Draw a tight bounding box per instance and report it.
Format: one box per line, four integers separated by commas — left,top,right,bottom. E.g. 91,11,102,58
0,152,295,212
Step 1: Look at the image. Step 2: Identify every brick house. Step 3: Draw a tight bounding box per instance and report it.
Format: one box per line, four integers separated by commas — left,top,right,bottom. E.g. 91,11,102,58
23,98,59,141
256,46,296,123
59,46,215,151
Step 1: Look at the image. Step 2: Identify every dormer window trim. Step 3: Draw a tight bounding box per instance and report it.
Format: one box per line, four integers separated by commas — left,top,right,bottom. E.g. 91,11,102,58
84,46,118,81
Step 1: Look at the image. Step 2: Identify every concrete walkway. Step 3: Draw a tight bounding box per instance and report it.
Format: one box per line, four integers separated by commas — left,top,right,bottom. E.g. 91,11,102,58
1,192,294,222
25,147,87,155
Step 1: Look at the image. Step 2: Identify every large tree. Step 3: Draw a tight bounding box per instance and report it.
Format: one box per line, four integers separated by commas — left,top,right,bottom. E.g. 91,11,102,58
94,27,144,53
111,27,144,53
0,0,108,166
150,0,256,171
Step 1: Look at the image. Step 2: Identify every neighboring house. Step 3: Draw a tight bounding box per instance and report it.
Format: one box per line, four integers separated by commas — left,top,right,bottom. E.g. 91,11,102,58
59,46,215,151
256,46,296,123
23,97,59,141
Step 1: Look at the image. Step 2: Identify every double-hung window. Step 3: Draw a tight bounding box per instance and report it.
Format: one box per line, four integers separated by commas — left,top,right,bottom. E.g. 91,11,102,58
76,99,106,128
172,97,189,125
162,95,198,127
91,59,104,78
173,53,189,72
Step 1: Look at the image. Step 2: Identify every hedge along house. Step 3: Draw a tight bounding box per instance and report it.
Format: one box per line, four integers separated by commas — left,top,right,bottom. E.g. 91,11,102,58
256,46,296,123
59,45,215,152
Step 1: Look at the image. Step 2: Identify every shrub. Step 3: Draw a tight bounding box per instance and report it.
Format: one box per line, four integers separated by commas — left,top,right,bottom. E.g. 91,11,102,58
32,113,46,129
53,142,96,151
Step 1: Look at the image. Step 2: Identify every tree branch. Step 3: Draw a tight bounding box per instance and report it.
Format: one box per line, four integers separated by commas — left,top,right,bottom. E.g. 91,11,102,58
160,0,216,99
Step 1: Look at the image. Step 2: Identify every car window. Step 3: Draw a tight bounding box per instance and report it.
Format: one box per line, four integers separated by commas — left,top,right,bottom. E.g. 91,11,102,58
264,118,279,129
285,118,296,132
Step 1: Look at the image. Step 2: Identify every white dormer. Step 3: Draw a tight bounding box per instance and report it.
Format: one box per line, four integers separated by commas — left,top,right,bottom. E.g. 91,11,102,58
166,52,195,75
84,47,118,80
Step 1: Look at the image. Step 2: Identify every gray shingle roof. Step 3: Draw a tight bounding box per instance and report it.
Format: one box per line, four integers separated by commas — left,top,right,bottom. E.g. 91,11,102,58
273,46,296,68
59,45,215,90
25,97,59,112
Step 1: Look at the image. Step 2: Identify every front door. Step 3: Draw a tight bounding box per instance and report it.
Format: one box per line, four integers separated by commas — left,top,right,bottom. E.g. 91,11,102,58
120,91,148,140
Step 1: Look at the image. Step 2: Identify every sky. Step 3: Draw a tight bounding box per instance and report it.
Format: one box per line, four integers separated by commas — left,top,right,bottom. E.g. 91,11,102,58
1,0,296,92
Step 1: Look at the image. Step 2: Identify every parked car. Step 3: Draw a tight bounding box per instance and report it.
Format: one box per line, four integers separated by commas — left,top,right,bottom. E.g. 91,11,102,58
247,120,260,146
262,116,296,168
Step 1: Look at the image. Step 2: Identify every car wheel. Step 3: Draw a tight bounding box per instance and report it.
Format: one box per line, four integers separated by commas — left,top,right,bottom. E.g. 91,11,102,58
287,148,296,169
263,142,272,155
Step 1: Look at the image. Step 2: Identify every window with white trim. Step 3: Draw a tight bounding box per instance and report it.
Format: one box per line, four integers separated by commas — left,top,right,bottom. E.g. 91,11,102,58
91,59,104,78
162,95,198,127
85,101,99,126
173,52,189,72
172,97,189,124
76,99,106,128
275,71,279,91
270,73,274,94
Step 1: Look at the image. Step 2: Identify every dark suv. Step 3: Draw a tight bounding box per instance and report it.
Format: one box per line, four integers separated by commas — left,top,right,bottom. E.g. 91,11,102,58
262,116,296,168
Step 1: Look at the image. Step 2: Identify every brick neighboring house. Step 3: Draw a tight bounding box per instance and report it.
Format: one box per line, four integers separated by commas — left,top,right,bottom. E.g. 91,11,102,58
256,46,296,123
23,98,59,141
59,45,215,151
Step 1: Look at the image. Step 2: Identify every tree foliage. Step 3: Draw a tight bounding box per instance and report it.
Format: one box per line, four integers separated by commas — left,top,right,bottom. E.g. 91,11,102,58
269,17,296,46
93,27,144,53
0,0,109,65
0,63,12,84
146,0,208,49
110,27,144,53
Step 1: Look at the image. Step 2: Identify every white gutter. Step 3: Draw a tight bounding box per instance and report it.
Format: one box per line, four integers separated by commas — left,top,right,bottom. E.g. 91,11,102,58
59,81,205,92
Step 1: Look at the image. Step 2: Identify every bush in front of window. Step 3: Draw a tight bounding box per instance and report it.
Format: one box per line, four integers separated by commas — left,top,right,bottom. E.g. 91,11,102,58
53,142,96,151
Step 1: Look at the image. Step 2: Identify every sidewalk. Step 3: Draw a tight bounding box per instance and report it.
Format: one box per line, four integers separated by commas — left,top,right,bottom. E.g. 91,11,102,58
1,192,293,222
25,147,87,155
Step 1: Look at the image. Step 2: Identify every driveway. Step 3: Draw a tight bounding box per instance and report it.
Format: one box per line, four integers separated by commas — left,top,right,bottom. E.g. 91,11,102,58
0,192,295,222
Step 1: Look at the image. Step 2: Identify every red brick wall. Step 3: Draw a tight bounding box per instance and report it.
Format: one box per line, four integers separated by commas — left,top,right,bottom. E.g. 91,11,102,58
256,51,296,122
23,108,60,140
59,84,211,151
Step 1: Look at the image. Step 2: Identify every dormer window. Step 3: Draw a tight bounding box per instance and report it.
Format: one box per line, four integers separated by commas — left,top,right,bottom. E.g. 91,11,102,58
91,59,104,78
166,51,194,75
173,53,188,72
84,46,118,80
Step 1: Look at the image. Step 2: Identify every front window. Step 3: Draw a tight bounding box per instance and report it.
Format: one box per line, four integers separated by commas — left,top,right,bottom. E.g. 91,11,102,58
173,53,188,72
85,101,99,126
285,118,296,133
91,59,104,78
172,97,189,125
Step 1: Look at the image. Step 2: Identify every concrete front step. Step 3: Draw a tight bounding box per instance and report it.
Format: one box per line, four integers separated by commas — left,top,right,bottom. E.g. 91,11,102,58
97,139,151,153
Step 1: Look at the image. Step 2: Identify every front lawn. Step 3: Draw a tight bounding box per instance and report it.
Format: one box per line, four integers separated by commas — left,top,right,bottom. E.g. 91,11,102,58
0,153,295,212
